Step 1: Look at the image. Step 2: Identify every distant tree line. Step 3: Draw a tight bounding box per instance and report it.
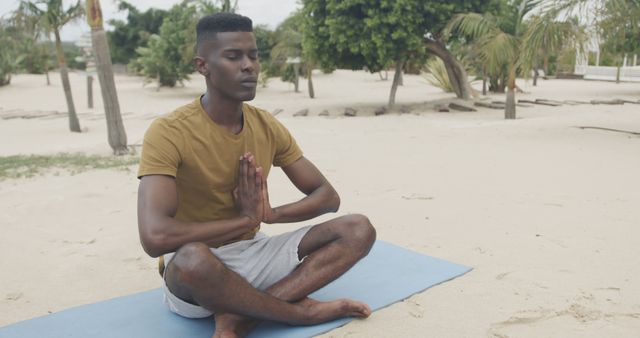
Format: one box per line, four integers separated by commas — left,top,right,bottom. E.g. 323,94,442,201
105,0,309,89
2,0,639,121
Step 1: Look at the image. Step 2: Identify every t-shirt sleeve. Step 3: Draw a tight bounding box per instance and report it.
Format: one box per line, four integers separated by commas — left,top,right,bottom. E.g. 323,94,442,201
137,119,182,178
270,116,303,167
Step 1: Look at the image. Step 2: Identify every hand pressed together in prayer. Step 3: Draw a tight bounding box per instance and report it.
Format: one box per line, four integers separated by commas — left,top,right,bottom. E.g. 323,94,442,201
232,152,275,226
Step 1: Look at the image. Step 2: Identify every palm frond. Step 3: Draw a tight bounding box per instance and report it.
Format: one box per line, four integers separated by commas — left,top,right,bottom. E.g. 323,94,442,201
477,32,519,76
19,0,84,31
59,1,84,26
445,13,500,40
422,58,454,93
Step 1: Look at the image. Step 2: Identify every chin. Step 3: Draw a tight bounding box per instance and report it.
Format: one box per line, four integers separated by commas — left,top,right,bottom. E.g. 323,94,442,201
239,92,257,101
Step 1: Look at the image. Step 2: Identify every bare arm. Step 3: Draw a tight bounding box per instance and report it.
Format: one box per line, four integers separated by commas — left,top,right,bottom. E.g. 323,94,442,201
263,156,340,224
137,156,264,257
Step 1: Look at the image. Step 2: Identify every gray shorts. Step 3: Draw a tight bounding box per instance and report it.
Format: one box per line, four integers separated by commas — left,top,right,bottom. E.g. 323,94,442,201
162,225,312,318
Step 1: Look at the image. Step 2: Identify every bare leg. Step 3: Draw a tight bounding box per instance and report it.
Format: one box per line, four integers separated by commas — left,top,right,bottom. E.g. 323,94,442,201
165,214,375,337
269,214,376,301
214,214,376,336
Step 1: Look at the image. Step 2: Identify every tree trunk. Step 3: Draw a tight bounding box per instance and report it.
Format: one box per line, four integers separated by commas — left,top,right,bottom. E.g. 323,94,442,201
543,54,549,79
425,38,474,99
482,77,487,95
87,0,129,155
388,60,404,107
533,68,538,86
293,63,300,92
505,64,517,120
616,61,621,83
44,48,51,85
482,66,487,95
306,66,315,99
0,74,11,86
54,29,81,132
45,35,52,85
87,75,93,108
398,68,403,86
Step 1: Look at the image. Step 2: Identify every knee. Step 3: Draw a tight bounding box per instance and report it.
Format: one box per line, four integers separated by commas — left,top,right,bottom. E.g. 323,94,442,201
342,214,376,251
169,242,220,285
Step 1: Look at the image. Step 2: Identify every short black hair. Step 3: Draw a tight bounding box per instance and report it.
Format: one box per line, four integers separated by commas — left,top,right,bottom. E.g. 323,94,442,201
196,12,253,49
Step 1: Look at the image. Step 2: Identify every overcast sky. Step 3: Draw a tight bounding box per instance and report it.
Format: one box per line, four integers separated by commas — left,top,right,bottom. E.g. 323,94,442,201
0,0,300,41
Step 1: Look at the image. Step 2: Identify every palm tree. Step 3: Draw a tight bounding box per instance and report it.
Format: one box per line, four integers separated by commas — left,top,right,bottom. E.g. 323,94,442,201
221,0,238,12
86,0,128,155
21,0,84,132
595,0,640,82
446,0,585,119
522,14,586,83
542,0,639,83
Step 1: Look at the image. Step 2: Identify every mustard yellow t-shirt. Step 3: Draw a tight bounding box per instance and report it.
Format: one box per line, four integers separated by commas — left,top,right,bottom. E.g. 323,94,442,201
138,98,303,245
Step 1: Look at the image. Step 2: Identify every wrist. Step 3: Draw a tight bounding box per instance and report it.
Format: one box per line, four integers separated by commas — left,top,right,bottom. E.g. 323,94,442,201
265,207,279,224
241,215,261,228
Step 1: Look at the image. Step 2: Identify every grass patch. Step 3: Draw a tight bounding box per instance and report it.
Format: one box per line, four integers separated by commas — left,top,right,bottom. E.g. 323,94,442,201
0,153,140,180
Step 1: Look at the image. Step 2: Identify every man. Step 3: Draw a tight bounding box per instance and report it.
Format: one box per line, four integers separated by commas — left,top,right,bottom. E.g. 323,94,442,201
137,12,376,338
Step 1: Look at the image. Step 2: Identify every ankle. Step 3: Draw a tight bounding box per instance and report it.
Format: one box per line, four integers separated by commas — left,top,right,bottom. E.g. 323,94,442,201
297,303,318,325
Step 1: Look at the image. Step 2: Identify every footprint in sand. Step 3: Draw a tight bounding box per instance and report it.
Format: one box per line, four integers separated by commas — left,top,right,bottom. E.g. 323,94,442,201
495,271,513,280
403,299,424,318
488,291,640,337
5,292,23,301
473,247,487,254
401,193,434,201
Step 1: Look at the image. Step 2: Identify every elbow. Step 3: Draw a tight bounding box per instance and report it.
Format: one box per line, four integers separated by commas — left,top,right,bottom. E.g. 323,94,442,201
139,225,169,258
327,189,340,213
141,241,163,259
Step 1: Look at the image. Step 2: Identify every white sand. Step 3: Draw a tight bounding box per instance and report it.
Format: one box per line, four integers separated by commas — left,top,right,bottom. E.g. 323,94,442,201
1,70,639,337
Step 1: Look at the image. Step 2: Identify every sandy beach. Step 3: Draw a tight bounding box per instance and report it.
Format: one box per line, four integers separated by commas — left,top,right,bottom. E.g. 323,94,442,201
1,69,639,337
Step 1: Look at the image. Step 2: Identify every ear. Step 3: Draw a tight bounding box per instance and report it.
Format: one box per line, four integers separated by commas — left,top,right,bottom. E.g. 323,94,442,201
193,56,209,76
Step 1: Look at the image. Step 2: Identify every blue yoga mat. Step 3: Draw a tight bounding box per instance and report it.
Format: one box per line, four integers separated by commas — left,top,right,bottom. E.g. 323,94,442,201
0,241,471,338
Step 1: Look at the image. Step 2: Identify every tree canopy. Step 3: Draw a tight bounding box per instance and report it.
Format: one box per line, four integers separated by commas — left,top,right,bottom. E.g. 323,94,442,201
302,0,426,73
107,2,168,64
132,1,216,87
129,0,233,87
300,0,502,104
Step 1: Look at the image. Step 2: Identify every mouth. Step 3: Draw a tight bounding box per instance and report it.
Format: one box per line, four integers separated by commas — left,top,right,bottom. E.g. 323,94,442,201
240,80,258,88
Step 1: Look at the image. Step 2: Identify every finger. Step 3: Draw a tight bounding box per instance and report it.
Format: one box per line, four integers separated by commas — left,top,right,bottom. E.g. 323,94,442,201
255,167,263,193
262,175,269,202
240,156,247,192
232,187,239,200
236,156,243,188
247,157,256,189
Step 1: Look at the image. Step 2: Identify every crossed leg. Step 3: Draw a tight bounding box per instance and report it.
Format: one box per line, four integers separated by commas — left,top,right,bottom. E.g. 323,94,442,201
164,214,376,338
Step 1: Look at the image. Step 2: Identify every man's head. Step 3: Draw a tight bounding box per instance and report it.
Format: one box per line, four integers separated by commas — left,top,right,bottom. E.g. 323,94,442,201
194,13,260,102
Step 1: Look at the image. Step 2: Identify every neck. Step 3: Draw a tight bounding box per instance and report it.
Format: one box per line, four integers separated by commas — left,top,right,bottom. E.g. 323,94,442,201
201,91,244,132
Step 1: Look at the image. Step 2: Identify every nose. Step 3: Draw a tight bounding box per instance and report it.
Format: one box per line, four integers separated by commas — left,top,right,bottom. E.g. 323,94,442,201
241,55,256,73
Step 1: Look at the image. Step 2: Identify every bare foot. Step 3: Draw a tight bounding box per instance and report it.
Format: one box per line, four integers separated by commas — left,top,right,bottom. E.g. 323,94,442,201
296,297,372,325
212,313,258,338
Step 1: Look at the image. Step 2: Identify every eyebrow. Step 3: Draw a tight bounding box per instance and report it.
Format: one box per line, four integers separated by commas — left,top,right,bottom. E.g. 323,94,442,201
222,48,258,53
